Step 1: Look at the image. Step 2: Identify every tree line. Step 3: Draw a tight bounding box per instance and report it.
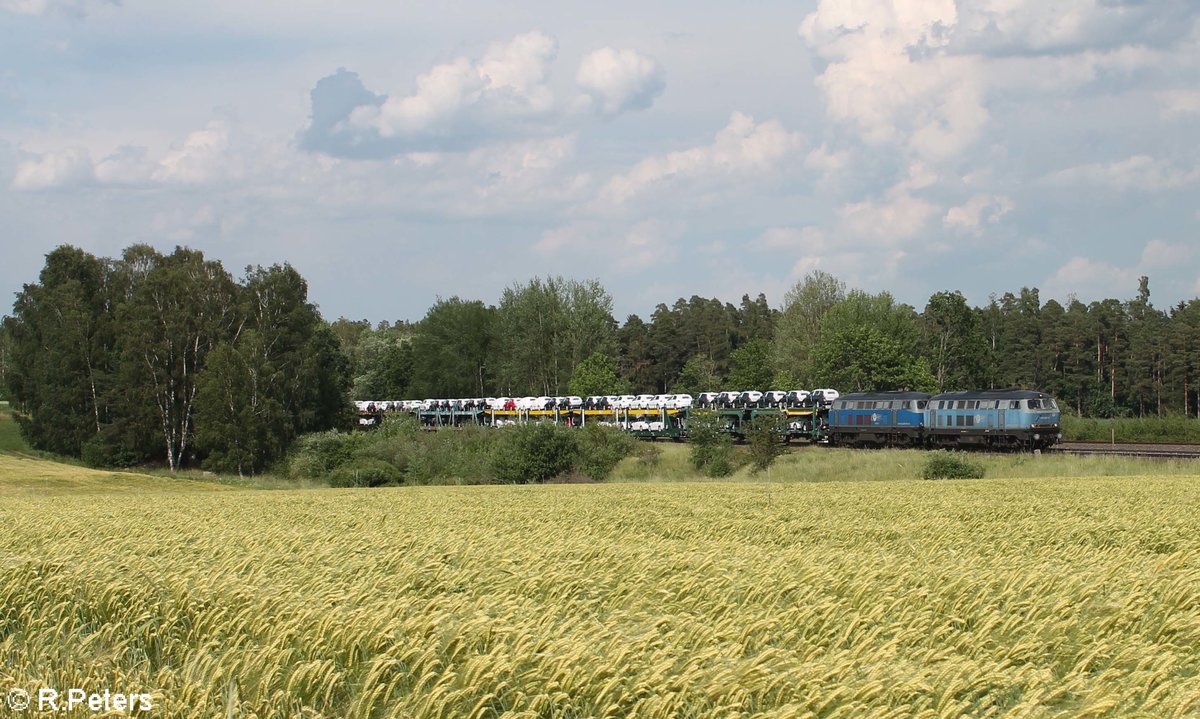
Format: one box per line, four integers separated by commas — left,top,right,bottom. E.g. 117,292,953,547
2,245,348,473
339,271,1200,419
4,245,1199,474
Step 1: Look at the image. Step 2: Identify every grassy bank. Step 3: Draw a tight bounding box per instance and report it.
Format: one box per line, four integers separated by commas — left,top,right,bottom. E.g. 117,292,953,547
1063,414,1200,443
610,441,1200,483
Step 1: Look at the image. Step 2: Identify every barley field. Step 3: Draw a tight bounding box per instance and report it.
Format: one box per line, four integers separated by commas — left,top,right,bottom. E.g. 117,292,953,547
2,469,1199,719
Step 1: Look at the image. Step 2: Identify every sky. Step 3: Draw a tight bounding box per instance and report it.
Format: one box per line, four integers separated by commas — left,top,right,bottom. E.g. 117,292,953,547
2,0,1198,324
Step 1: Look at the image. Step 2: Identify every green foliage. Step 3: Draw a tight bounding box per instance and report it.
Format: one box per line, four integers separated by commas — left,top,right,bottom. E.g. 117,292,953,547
491,422,580,483
495,277,615,396
922,290,987,391
4,246,350,472
813,325,937,392
745,413,787,473
576,423,636,481
774,270,846,387
286,430,368,479
726,339,774,391
673,354,722,395
568,352,630,396
408,297,495,398
922,451,985,480
327,458,403,488
1062,415,1200,443
687,410,735,478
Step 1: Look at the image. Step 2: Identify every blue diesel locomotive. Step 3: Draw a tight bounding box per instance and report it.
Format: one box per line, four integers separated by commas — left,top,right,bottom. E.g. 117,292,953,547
828,389,1061,451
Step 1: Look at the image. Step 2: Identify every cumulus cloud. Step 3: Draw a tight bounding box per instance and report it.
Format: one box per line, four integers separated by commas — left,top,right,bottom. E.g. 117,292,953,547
838,188,937,246
575,47,665,116
944,193,1014,234
1044,155,1200,192
11,147,93,190
12,121,235,190
602,112,804,205
297,68,386,158
800,0,988,162
302,32,560,157
798,0,1193,166
1140,239,1194,270
153,121,234,184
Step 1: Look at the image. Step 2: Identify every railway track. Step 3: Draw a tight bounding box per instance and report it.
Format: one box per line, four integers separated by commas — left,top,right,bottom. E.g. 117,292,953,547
1056,441,1200,460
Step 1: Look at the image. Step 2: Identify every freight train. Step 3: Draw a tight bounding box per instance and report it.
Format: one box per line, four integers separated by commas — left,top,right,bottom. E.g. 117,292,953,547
356,387,1062,451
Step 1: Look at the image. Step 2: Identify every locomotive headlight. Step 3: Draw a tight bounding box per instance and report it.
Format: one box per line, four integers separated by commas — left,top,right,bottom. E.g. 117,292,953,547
1033,433,1040,440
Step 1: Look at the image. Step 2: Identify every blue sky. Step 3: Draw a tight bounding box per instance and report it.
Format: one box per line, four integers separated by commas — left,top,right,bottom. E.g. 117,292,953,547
2,0,1198,322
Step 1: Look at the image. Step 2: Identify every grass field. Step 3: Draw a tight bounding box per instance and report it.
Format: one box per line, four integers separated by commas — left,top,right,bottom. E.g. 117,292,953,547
2,462,1199,717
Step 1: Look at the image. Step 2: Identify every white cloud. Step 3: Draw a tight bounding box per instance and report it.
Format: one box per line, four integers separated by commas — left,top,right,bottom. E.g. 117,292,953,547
839,189,936,245
1044,155,1200,192
1140,240,1194,270
152,121,233,184
575,47,665,116
1044,256,1139,299
12,121,236,190
348,31,558,140
602,112,803,205
11,147,93,190
1158,89,1200,118
800,0,988,162
944,193,1014,234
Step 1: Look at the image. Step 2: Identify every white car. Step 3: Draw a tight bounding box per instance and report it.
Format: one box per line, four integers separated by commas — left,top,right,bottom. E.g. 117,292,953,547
812,388,840,405
696,392,720,407
668,393,693,409
614,395,637,410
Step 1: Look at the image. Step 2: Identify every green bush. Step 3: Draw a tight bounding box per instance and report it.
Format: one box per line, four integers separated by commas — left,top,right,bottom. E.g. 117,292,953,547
922,451,985,480
286,429,367,478
745,413,787,473
687,410,735,478
492,422,579,483
576,423,636,481
327,458,403,488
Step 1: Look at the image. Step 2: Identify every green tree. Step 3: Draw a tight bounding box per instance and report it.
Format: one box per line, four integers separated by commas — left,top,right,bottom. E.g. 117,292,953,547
118,246,242,470
673,354,723,395
726,339,774,390
745,412,787,473
774,270,846,386
812,325,936,392
495,277,615,395
4,246,119,456
921,290,987,391
568,352,629,396
409,297,495,398
194,331,287,476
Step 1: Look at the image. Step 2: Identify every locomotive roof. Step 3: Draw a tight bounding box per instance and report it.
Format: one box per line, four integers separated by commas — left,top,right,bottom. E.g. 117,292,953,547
930,389,1050,400
837,391,932,400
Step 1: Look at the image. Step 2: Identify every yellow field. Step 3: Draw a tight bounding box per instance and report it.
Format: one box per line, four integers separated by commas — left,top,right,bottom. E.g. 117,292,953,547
2,467,1199,718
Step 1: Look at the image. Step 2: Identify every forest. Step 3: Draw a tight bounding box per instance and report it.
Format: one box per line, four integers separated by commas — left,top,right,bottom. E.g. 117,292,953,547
3,244,1199,474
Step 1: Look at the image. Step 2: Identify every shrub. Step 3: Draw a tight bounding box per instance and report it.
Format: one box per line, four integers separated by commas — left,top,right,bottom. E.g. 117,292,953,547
327,458,403,488
286,430,367,479
492,422,579,483
922,451,985,480
576,423,636,481
687,410,735,478
745,413,787,473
